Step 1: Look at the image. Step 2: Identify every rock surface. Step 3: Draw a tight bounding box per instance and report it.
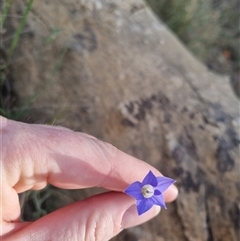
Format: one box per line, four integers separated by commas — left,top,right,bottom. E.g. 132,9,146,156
3,0,239,240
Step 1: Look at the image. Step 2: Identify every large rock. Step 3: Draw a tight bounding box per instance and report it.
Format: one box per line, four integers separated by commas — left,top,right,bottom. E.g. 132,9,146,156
4,0,239,240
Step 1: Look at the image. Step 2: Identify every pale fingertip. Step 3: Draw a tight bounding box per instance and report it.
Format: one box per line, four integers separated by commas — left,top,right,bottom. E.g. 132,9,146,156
122,205,161,229
164,184,178,203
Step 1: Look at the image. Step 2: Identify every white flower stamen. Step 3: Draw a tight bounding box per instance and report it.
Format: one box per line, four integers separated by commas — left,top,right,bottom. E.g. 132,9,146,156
141,184,154,198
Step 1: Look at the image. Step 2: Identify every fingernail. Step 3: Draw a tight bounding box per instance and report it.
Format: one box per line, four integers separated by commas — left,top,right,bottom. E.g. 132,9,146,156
121,205,161,229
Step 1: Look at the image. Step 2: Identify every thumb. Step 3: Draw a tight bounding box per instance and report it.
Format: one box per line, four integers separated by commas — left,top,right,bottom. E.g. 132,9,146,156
5,192,160,241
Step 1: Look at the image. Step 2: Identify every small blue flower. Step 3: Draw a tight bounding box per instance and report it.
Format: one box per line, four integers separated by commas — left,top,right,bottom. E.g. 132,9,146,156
124,171,176,215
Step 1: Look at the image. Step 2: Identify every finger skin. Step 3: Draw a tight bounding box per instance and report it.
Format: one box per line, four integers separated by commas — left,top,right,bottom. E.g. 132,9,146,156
0,116,178,239
3,192,161,241
2,116,177,196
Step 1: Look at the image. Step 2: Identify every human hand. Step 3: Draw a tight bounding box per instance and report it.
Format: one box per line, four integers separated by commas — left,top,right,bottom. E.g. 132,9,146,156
1,116,178,241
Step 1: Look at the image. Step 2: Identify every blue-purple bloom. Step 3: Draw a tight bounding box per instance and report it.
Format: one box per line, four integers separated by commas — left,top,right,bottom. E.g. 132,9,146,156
124,171,176,215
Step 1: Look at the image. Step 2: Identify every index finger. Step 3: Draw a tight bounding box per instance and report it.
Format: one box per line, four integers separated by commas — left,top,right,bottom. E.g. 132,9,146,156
2,117,177,201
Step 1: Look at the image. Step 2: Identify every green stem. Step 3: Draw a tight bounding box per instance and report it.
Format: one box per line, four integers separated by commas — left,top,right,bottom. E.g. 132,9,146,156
0,0,12,28
7,0,35,59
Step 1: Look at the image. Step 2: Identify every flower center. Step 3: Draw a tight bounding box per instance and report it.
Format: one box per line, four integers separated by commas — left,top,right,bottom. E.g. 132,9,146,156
141,184,154,198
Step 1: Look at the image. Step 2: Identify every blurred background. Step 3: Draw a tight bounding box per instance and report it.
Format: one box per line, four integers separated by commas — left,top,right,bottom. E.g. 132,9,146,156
1,0,239,118
1,0,239,240
147,0,240,76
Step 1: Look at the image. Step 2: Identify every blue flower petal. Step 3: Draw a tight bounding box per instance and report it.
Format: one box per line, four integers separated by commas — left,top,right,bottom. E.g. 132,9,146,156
124,171,176,215
156,176,176,193
151,194,167,209
124,181,143,200
142,171,158,187
154,189,161,195
136,199,154,215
